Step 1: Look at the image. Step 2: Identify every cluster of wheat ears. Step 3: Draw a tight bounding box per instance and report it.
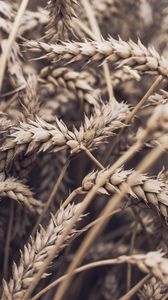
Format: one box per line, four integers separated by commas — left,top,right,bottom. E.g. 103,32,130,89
0,0,168,299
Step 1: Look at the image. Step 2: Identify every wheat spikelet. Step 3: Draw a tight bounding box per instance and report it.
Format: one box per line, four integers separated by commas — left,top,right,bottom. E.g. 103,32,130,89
1,203,82,300
90,0,142,25
26,37,168,77
149,89,168,106
110,67,140,89
90,0,118,20
82,167,168,219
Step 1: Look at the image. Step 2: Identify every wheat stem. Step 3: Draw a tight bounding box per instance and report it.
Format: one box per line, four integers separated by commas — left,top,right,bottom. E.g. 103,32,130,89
81,0,114,101
82,146,103,169
0,0,29,90
32,259,152,300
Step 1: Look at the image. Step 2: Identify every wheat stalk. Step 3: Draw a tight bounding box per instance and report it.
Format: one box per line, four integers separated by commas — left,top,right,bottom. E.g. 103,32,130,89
0,0,26,89
26,37,168,77
1,203,82,300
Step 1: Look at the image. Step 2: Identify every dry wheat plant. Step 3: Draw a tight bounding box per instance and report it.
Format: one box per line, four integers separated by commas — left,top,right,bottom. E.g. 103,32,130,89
0,0,168,299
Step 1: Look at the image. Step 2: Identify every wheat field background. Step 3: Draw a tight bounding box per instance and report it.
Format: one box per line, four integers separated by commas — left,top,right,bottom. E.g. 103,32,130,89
0,1,168,300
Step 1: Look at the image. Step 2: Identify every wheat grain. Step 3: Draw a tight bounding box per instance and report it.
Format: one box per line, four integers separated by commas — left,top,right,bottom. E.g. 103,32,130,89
149,89,168,106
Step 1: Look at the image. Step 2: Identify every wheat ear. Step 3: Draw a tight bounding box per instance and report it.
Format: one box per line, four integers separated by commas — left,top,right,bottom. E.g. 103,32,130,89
1,203,82,300
0,177,41,211
82,166,168,219
26,37,168,77
0,101,129,171
45,0,78,41
39,66,100,108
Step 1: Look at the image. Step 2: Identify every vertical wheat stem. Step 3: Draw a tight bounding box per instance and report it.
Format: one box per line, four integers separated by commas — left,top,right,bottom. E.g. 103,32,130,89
81,0,114,101
0,0,29,90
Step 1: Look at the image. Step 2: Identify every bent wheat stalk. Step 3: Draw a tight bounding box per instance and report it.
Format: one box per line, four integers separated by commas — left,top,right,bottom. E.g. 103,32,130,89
33,252,168,300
